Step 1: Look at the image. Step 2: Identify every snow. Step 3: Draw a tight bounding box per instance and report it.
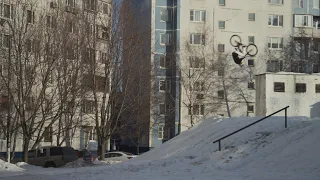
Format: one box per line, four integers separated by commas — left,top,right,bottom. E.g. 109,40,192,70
0,159,24,172
1,116,320,180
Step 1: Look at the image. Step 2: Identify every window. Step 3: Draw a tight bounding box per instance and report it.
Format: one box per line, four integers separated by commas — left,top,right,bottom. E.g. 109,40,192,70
218,21,225,29
296,0,304,7
159,80,171,92
219,0,225,6
248,82,254,89
3,4,13,19
190,34,205,45
44,126,53,142
161,9,172,22
0,95,9,111
314,0,320,8
158,125,164,139
218,44,225,52
160,33,172,45
218,90,224,99
188,104,204,115
84,48,95,63
248,36,255,44
50,147,62,156
316,84,320,93
218,67,224,76
274,82,285,92
159,104,171,115
190,10,206,22
27,10,35,24
294,15,313,27
295,83,306,93
268,0,283,4
268,37,283,49
95,76,107,92
160,56,171,69
191,81,205,92
2,34,11,48
85,0,96,11
99,51,107,63
248,13,255,21
81,100,95,114
99,1,109,14
67,20,75,33
65,0,75,7
83,126,97,145
267,60,284,72
97,25,109,39
46,16,56,29
313,42,318,51
37,149,47,157
268,15,283,27
26,96,35,110
247,105,254,113
0,128,5,140
189,57,205,68
248,59,255,66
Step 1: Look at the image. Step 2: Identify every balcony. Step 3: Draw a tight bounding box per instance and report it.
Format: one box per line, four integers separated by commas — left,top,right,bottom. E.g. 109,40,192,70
294,21,320,39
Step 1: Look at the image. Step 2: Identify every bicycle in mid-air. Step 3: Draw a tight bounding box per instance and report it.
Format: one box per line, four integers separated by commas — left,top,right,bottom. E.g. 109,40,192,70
230,35,258,67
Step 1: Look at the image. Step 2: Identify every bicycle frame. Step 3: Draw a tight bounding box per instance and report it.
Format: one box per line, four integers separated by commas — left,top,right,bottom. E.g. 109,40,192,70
234,44,248,58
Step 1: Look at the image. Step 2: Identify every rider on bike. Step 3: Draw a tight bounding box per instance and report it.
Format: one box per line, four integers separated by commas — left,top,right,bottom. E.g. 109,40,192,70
232,47,245,66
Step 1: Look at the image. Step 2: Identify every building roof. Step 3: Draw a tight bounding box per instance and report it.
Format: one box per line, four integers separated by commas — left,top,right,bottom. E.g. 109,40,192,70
255,72,320,76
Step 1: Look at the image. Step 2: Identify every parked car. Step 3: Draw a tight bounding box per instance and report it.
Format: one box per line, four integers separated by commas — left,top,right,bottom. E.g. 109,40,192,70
28,146,78,168
102,151,137,161
75,149,96,163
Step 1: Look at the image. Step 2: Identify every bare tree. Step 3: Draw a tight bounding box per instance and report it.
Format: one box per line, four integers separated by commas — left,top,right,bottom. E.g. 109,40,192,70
261,28,320,73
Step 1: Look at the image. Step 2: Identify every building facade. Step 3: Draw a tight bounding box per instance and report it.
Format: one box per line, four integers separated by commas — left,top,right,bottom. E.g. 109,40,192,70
255,72,320,118
0,0,112,158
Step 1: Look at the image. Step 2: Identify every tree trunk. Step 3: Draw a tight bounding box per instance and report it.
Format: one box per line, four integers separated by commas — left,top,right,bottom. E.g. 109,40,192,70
222,80,231,117
22,137,30,162
136,140,140,155
98,137,107,160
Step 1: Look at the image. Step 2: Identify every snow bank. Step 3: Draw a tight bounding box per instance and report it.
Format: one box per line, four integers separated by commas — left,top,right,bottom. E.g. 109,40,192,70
63,159,94,168
0,159,24,172
16,162,43,171
1,116,320,180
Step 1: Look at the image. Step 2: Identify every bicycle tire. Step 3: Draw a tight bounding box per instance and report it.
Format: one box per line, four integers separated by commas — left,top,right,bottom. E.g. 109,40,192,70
246,44,258,56
230,35,242,47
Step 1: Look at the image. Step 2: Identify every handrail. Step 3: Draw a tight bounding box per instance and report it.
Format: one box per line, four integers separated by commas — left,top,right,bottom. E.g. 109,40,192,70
213,106,289,151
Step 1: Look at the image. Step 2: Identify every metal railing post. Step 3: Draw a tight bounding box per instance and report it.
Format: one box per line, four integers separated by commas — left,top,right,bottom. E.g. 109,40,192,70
285,108,287,128
218,141,221,151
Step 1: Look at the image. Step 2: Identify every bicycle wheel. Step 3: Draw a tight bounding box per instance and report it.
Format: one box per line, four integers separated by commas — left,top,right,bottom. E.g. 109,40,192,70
230,35,242,47
246,44,258,56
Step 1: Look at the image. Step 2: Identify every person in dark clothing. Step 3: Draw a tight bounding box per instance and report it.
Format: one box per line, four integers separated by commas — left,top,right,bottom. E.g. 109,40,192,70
232,52,245,66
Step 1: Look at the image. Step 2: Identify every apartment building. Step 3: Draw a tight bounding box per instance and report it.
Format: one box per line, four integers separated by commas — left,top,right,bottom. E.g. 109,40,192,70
0,0,111,158
128,0,300,148
256,72,320,118
292,0,320,73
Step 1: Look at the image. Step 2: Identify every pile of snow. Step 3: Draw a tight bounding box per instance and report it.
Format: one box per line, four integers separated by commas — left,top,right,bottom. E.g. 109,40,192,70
16,162,42,171
0,159,24,172
1,116,320,180
95,159,122,165
63,159,94,168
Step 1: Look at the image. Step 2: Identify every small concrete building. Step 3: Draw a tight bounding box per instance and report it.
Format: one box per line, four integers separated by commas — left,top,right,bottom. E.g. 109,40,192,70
255,72,320,118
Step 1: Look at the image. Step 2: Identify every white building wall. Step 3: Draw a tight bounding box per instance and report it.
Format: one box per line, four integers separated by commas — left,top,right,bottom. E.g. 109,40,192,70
256,73,320,118
178,0,293,130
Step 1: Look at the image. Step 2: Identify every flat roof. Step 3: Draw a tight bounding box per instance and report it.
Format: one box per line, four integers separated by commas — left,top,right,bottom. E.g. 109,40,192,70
255,72,320,76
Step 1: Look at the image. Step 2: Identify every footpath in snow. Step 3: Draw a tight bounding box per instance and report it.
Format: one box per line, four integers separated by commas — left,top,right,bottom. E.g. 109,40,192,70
0,116,320,180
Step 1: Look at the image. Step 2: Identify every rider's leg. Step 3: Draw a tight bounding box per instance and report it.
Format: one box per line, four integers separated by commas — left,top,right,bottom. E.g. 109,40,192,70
233,50,246,58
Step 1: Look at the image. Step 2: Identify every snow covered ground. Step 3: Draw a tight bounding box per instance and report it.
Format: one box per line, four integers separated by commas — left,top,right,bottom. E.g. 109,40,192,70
0,116,320,180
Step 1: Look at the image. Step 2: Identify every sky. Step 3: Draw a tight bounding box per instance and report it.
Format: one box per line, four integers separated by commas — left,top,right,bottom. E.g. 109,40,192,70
1,116,319,180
